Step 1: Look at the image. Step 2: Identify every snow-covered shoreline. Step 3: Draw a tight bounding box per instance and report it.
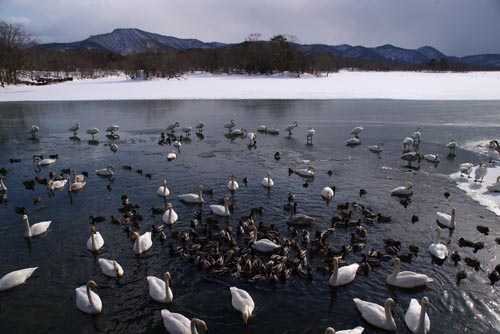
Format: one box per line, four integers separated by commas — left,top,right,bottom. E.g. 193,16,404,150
1,71,500,102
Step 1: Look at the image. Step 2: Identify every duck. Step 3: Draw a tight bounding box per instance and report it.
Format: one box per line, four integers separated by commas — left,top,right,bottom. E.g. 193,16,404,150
350,126,363,137
181,125,192,136
328,257,359,287
230,286,255,325
261,171,274,188
324,326,364,334
68,122,80,136
286,203,315,226
285,120,298,136
22,214,51,238
346,137,361,146
353,297,396,331
474,163,488,182
224,119,236,131
110,144,118,153
227,174,239,191
487,176,500,192
147,272,173,303
48,177,68,191
132,231,152,255
161,310,208,334
390,182,413,197
162,203,178,225
98,259,124,278
86,127,99,140
274,152,282,160
0,176,7,193
75,280,101,314
178,185,204,203
424,154,440,163
0,267,38,291
86,226,104,252
210,197,230,217
436,208,456,229
106,124,119,134
167,121,180,133
167,151,177,161
195,121,204,132
386,258,433,288
447,139,458,155
368,143,383,154
96,166,114,176
459,162,473,177
33,156,57,166
428,227,448,260
30,124,39,138
157,179,170,198
405,297,430,334
321,186,335,200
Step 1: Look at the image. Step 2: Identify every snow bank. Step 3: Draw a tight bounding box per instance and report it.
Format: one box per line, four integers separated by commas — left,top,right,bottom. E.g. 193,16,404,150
1,71,500,101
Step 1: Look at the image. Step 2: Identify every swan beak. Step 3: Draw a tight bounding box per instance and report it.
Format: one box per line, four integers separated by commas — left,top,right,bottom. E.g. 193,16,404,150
423,297,430,306
88,280,98,288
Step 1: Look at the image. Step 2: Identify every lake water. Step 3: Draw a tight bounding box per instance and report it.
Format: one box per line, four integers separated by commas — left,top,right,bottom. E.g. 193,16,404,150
0,100,499,334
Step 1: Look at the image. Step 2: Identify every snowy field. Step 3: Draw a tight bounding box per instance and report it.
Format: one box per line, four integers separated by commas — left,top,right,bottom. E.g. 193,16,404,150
1,71,500,101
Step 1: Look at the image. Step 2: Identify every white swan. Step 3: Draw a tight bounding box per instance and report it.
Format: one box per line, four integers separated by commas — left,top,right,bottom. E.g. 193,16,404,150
324,326,364,334
227,174,239,191
386,258,433,288
428,227,448,260
147,272,173,303
69,173,86,192
329,257,359,287
86,127,99,140
132,231,152,255
22,214,51,238
0,267,38,292
306,127,315,144
167,121,180,132
459,162,473,177
474,163,488,182
487,176,500,192
424,154,440,163
178,185,204,203
403,137,414,151
249,225,280,253
210,197,230,217
286,203,315,226
106,124,119,133
285,120,298,136
161,309,208,334
353,297,396,331
195,121,204,132
167,151,177,161
48,177,68,190
86,226,104,252
96,165,114,176
30,124,39,138
368,143,383,153
173,140,182,149
98,258,124,278
157,179,170,198
34,156,57,166
230,286,255,325
267,127,280,135
488,147,500,162
68,122,80,135
350,126,363,136
412,127,422,143
346,137,361,146
75,280,102,314
224,119,236,130
390,182,413,197
447,139,458,154
436,207,456,229
261,171,274,188
405,297,430,334
293,166,315,177
229,128,246,137
321,186,334,200
162,203,178,225
0,176,7,193
257,125,267,132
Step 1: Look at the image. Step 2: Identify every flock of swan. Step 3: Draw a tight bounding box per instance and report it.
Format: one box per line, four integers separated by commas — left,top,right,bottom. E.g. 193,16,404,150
1,119,500,334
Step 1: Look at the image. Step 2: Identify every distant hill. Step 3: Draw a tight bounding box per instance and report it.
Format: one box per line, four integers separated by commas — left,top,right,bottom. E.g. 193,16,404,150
36,28,500,69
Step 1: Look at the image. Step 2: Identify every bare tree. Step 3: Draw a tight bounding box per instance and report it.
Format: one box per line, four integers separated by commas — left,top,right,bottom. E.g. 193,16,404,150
0,21,32,86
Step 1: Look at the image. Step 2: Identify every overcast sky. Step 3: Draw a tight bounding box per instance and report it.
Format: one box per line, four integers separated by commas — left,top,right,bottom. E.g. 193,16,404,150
1,0,499,56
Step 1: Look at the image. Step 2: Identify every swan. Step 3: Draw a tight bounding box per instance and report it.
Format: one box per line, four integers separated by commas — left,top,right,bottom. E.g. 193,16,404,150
285,120,298,136
329,257,359,287
412,127,422,144
353,297,396,331
86,226,104,252
173,140,182,149
292,166,315,177
267,127,280,134
178,185,204,203
287,203,314,226
403,137,414,151
401,152,424,167
98,258,124,278
224,119,236,131
424,154,440,163
405,297,430,334
30,124,39,138
167,151,177,161
390,182,413,197
229,128,246,137
132,231,152,255
474,163,488,182
428,227,448,260
436,207,456,229
75,280,102,314
68,122,80,136
147,272,173,303
346,137,361,146
195,121,204,132
161,309,208,334
321,186,334,200
261,171,274,188
96,165,114,176
447,139,458,154
230,286,255,325
22,214,51,238
0,267,38,291
86,127,99,140
306,127,315,144
33,156,56,166
459,162,473,177
157,179,170,198
167,121,180,132
350,126,363,137
181,125,192,136
249,225,280,253
247,132,257,146
162,203,178,225
489,146,500,163
210,196,230,217
227,174,239,191
106,124,119,133
487,176,500,192
0,176,7,192
324,326,364,334
386,258,433,288
257,125,267,132
69,173,86,192
368,143,383,153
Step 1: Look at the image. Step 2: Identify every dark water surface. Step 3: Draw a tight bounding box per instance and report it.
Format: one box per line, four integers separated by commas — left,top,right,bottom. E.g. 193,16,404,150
0,100,500,334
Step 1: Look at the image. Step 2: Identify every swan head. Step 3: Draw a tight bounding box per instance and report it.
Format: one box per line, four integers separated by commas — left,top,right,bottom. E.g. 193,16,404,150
22,214,28,222
308,166,315,172
191,318,208,333
406,182,414,190
90,226,96,234
451,207,456,215
422,296,430,307
497,176,500,182
293,121,298,127
87,280,98,288
166,203,172,209
131,232,140,240
107,165,115,172
267,171,271,177
393,257,401,271
164,271,172,282
324,328,336,334
384,298,395,311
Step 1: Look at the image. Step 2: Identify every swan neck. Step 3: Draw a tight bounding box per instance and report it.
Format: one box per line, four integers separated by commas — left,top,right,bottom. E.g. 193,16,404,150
224,200,229,214
417,302,427,333
384,302,394,326
332,260,339,282
435,229,441,244
91,231,96,250
392,261,400,277
133,235,140,253
86,284,96,311
190,320,198,334
198,189,203,202
24,217,32,237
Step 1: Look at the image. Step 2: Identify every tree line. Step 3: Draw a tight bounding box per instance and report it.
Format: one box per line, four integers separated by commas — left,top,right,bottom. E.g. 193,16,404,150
0,21,480,86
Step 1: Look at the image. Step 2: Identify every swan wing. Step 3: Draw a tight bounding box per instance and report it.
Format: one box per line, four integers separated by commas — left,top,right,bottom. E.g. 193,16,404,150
230,287,255,313
147,276,167,302
30,221,52,236
436,212,451,225
75,286,102,314
98,259,123,277
354,298,387,328
0,267,38,291
336,327,365,334
404,299,430,333
140,232,153,252
428,244,448,259
161,309,191,334
388,272,432,288
337,263,359,285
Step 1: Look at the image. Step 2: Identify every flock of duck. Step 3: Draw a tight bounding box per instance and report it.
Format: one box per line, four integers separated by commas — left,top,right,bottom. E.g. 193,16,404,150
1,119,500,334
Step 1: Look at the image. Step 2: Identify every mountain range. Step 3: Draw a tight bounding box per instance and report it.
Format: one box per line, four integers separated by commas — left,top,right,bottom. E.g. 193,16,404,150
37,28,500,69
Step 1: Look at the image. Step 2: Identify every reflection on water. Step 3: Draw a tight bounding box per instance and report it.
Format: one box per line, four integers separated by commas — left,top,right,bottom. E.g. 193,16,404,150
0,100,500,334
